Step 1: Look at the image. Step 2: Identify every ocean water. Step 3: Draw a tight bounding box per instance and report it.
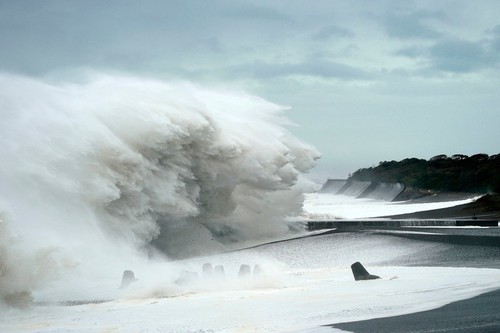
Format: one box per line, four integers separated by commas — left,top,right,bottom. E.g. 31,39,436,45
1,229,499,332
1,74,498,332
301,193,481,220
0,73,319,309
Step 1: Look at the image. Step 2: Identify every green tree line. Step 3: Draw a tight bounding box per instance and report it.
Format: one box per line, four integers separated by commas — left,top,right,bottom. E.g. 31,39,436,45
350,154,500,193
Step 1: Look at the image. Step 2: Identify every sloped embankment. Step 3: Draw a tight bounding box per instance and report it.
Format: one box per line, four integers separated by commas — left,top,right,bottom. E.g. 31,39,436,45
320,179,404,202
385,194,500,219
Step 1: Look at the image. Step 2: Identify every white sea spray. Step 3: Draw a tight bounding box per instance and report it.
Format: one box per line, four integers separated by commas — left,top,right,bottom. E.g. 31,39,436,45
0,73,320,306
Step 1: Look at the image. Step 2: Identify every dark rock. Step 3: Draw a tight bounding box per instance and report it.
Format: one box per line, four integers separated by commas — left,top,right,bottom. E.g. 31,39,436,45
238,264,251,277
120,270,138,289
2,291,33,308
214,265,225,277
253,264,263,276
351,262,381,281
202,263,213,277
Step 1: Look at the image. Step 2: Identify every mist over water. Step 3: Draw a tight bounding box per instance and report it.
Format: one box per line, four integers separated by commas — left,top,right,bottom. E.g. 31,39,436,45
0,73,319,306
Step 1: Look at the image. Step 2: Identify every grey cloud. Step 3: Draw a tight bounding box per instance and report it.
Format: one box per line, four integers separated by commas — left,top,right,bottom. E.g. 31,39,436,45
0,1,258,77
428,39,490,73
0,0,301,77
487,24,500,52
394,25,500,74
383,9,444,39
225,58,372,81
2,1,499,81
312,25,354,40
394,46,424,58
442,36,498,73
0,1,212,74
223,3,293,22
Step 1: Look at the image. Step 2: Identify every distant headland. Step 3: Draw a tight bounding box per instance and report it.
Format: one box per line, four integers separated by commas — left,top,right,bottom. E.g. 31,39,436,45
349,154,500,195
340,153,500,219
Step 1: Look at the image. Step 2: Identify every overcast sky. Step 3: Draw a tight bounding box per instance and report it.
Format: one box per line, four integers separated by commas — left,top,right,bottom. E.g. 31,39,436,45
2,0,499,181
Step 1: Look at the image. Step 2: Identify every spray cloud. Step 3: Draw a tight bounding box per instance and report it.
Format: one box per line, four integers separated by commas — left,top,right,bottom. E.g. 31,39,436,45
0,73,319,305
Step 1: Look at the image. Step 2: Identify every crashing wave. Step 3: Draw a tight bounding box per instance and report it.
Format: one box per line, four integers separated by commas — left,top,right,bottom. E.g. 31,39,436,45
0,73,319,306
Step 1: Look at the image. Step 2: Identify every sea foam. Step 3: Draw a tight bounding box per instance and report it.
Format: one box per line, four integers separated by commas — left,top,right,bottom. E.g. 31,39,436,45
0,73,319,306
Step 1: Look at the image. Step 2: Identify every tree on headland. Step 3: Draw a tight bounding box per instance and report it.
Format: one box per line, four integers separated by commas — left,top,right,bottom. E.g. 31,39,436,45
350,154,500,194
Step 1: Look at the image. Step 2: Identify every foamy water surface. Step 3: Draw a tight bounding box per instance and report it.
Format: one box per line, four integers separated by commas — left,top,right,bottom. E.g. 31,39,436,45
2,230,500,333
301,193,480,220
1,74,498,332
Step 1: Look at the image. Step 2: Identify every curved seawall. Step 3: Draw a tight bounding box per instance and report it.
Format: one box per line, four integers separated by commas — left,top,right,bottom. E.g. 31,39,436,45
358,182,405,201
319,179,347,193
319,179,405,201
338,180,372,197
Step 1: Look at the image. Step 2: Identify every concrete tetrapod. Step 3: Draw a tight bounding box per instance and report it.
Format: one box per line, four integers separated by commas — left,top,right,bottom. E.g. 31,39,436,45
351,262,381,281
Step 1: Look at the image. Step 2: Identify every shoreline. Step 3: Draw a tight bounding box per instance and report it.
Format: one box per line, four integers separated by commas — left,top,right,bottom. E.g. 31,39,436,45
324,226,500,332
386,193,500,220
329,288,500,333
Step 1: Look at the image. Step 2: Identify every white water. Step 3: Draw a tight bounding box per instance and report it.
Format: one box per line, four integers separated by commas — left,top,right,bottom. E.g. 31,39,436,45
1,73,499,332
0,73,319,307
4,267,499,333
2,232,499,333
301,193,481,220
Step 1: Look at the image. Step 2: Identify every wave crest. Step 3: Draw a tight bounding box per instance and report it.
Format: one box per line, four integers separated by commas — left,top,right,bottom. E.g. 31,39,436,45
0,74,319,266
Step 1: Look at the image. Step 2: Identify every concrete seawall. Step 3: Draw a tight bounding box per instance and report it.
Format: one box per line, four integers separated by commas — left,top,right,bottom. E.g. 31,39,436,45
307,219,499,230
319,179,347,194
319,179,405,202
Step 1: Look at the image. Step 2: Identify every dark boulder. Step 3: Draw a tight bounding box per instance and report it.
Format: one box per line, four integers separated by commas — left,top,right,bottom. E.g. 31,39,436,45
214,265,225,277
238,264,251,277
202,263,213,277
351,262,381,281
120,270,138,289
253,264,263,276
